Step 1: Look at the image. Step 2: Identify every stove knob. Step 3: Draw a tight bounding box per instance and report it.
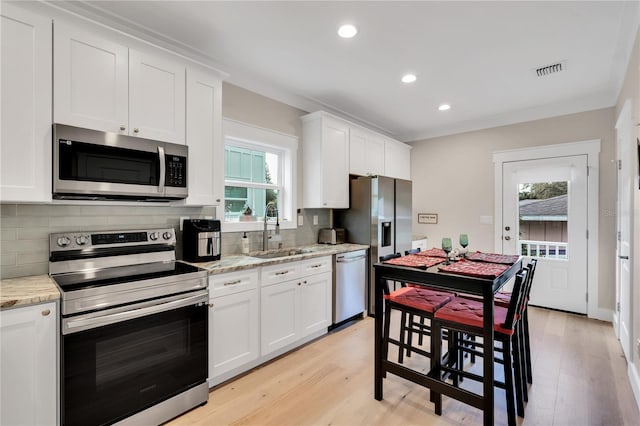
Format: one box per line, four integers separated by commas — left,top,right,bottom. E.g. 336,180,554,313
162,231,172,240
57,236,71,247
149,232,160,241
75,235,89,246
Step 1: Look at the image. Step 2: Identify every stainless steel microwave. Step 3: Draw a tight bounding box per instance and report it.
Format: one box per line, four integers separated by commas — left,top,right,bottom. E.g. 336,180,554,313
53,124,188,201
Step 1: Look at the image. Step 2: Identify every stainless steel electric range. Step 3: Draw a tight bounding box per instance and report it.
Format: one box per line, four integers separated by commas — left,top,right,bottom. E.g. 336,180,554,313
49,228,209,426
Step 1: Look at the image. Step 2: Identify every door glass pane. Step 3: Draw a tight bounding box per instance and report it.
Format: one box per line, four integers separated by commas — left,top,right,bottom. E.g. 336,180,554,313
518,181,568,259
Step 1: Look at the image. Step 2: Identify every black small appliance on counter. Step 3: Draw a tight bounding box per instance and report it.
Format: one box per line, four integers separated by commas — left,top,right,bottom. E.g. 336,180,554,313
183,219,221,262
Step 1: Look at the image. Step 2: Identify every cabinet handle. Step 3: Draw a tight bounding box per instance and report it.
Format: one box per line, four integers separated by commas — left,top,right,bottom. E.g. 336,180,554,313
223,279,242,286
275,271,290,276
303,280,307,284
41,309,50,316
133,128,140,133
310,264,322,268
119,125,126,131
216,199,221,202
297,282,301,286
208,303,214,308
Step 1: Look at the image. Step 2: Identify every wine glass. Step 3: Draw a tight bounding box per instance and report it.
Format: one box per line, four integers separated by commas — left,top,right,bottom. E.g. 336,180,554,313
442,237,452,265
459,234,469,258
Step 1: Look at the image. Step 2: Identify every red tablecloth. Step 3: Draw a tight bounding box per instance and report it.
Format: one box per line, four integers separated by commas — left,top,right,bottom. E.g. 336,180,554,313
438,259,509,279
383,254,445,269
465,251,520,265
416,248,448,258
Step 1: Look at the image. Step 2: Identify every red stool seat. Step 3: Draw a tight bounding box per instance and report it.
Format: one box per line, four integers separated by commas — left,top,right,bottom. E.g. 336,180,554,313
389,287,454,313
434,297,515,336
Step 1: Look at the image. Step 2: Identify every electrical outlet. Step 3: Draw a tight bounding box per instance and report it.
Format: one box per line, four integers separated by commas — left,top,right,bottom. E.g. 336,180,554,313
179,216,189,231
313,215,318,225
298,215,304,226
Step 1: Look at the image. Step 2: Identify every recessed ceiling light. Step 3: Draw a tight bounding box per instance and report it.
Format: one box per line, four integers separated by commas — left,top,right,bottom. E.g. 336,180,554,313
338,24,357,39
438,104,451,111
401,74,417,83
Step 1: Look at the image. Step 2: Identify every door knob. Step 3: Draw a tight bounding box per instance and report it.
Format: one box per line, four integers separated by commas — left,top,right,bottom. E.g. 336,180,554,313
505,226,511,231
504,236,511,241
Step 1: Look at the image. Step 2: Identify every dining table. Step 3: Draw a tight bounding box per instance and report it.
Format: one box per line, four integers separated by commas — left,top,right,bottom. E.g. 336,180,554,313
373,253,522,426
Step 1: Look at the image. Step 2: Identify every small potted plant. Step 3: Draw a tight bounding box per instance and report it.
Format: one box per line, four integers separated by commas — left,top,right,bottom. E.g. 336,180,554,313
240,205,255,221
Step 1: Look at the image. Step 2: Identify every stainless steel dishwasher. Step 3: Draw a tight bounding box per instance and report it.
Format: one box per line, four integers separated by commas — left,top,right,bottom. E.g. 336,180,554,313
333,249,367,324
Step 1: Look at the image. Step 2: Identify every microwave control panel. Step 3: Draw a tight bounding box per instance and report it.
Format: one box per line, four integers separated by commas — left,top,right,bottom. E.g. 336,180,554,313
166,156,187,187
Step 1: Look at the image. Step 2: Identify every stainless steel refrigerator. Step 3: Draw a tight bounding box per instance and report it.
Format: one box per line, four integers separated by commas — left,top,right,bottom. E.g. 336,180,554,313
335,176,412,315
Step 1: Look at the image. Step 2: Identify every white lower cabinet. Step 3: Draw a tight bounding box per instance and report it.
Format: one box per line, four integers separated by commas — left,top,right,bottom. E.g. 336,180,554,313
260,256,332,357
208,256,334,386
299,271,332,336
209,270,259,386
0,302,57,426
260,279,299,355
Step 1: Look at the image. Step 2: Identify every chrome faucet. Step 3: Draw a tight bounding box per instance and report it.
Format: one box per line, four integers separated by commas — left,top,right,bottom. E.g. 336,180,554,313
263,201,281,250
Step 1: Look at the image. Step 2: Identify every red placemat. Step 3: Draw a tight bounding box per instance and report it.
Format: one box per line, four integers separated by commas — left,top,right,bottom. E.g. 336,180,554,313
383,255,444,269
438,259,509,279
416,248,448,258
466,251,520,265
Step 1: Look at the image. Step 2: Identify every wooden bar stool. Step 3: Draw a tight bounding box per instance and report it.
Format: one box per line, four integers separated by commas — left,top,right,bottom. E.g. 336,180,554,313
431,269,529,426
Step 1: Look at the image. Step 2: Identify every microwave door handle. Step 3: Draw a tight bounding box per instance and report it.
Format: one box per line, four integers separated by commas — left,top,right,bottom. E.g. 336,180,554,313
158,146,166,194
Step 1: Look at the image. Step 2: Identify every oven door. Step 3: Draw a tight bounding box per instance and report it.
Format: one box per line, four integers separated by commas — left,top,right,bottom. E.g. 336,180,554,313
61,291,208,426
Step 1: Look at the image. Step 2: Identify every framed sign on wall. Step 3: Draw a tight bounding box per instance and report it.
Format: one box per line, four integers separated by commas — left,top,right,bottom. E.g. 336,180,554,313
418,213,438,224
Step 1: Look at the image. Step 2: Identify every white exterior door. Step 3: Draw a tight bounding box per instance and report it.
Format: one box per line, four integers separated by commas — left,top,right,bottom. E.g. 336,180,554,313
502,155,588,314
615,100,633,361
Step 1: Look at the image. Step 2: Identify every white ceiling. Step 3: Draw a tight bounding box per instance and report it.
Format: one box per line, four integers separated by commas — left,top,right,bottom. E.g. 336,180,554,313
58,1,639,142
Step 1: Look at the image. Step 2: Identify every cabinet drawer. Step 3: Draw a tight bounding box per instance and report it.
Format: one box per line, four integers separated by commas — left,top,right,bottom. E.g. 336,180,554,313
261,262,301,287
299,256,332,277
209,269,259,298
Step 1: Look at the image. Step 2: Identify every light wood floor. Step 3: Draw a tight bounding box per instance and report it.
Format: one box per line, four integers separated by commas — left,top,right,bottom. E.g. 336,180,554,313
168,307,640,425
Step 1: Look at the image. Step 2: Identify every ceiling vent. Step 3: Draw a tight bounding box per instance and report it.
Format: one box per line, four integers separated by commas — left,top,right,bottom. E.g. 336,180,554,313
534,61,566,77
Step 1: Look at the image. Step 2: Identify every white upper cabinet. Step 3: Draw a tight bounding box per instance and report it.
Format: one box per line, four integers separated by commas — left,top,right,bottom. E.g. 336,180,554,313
54,23,129,135
129,50,185,144
54,24,186,144
1,5,52,202
349,126,385,176
302,112,350,208
384,139,412,180
185,67,223,206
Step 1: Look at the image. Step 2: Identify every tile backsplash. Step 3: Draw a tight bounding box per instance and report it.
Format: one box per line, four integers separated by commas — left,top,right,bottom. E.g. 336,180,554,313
0,204,330,279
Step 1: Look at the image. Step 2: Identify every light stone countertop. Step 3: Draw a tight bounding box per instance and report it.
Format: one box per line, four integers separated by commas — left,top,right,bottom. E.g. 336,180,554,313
0,244,369,309
190,243,369,275
1,275,60,310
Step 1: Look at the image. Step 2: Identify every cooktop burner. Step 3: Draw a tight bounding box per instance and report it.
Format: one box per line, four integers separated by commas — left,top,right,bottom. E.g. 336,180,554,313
52,261,202,292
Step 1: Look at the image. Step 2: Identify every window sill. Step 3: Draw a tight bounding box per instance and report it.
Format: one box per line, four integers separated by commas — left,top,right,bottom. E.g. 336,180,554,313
222,219,296,233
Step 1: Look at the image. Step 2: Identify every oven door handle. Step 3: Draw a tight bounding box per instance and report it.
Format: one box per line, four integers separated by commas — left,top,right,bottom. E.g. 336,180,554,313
63,291,208,335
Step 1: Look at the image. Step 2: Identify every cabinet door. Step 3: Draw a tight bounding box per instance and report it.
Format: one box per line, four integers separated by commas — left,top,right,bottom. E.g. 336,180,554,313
366,134,385,176
186,68,222,205
209,289,259,381
54,23,128,133
130,49,186,144
261,280,299,355
299,271,332,337
1,6,52,202
0,303,57,426
349,127,368,176
384,140,412,180
350,128,385,176
322,118,349,207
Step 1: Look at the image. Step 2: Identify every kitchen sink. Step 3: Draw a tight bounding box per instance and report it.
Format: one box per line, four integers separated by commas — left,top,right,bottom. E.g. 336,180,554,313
246,248,313,259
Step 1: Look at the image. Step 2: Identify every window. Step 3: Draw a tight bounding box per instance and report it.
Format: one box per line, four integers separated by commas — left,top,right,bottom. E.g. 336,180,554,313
222,119,297,232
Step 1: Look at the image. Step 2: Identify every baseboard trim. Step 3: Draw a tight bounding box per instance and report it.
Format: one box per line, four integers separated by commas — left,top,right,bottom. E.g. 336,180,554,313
589,307,613,322
629,362,640,412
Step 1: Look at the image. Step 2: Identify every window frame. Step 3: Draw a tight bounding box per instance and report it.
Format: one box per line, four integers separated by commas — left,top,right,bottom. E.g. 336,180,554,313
221,118,297,233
